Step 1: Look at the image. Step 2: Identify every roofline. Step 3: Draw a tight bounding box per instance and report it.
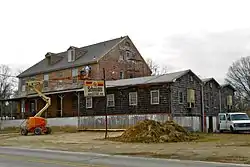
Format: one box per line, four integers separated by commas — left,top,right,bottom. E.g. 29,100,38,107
221,84,236,91
171,69,203,83
17,36,126,78
202,77,221,88
124,36,153,74
97,36,127,62
107,80,173,89
17,60,98,78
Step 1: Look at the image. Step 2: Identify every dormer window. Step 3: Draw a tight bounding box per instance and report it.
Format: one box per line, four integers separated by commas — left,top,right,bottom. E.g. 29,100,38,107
68,49,75,62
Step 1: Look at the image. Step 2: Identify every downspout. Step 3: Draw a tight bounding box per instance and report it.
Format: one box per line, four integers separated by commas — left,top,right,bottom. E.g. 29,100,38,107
201,83,205,132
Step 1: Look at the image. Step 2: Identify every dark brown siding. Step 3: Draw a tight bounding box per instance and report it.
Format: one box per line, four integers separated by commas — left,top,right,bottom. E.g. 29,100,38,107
171,72,202,116
203,80,220,116
79,84,171,116
221,86,235,112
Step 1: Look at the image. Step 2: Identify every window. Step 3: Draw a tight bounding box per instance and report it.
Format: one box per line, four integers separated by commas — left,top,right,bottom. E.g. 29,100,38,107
178,91,184,104
86,97,92,109
107,94,115,107
119,71,124,79
43,74,49,88
68,49,75,62
21,85,26,92
129,92,137,106
219,115,226,121
125,42,130,47
72,68,78,83
190,76,193,82
150,90,159,104
210,82,213,88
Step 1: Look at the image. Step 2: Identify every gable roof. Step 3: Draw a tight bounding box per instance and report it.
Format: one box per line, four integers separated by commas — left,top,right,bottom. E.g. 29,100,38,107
18,36,127,78
106,69,199,88
202,77,221,87
221,84,236,92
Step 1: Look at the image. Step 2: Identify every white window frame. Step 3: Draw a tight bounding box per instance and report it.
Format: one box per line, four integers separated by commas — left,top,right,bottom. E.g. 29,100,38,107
43,74,49,88
150,90,160,105
68,49,75,62
129,92,137,106
107,94,115,107
86,97,92,109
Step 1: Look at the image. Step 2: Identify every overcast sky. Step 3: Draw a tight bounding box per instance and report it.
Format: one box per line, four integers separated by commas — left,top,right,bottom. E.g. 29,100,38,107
1,0,250,84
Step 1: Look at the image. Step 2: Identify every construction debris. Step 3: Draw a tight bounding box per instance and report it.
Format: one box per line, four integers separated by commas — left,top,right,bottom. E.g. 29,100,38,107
110,119,199,143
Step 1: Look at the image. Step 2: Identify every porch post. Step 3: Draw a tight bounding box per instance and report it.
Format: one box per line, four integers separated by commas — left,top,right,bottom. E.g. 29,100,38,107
35,99,38,112
59,95,64,117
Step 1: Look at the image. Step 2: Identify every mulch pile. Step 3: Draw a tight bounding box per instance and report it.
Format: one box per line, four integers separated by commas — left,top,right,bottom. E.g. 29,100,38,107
110,119,200,143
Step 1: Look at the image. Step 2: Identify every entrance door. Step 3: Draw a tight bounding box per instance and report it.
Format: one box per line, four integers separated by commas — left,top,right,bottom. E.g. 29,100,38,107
57,96,61,117
219,113,227,131
208,116,213,132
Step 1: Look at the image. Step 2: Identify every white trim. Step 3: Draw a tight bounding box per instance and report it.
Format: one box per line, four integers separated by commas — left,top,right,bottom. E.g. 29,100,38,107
129,92,137,106
150,90,159,105
86,97,92,109
107,94,115,107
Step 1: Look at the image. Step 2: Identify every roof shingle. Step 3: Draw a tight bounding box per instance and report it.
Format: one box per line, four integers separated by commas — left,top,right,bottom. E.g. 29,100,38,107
18,36,126,78
106,69,191,88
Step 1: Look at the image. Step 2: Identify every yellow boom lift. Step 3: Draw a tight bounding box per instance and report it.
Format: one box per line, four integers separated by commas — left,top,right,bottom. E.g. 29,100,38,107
20,81,52,135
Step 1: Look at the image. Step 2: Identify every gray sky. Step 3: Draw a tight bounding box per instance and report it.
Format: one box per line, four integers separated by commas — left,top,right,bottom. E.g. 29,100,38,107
1,0,250,84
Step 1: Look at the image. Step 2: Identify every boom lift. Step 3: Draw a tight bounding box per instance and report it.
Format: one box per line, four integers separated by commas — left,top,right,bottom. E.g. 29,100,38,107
19,66,91,136
20,81,52,135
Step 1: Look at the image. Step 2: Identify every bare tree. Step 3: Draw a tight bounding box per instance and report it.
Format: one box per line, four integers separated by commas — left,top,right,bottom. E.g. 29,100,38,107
146,58,167,75
0,64,16,100
225,56,250,107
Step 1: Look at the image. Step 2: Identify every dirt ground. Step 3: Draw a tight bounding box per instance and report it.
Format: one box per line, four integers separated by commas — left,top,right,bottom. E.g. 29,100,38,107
1,131,250,164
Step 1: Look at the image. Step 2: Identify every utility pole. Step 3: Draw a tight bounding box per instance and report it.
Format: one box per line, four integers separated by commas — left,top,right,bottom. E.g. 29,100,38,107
103,68,108,139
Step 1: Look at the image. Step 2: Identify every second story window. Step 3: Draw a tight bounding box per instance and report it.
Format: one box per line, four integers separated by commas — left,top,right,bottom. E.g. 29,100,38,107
21,79,26,92
68,49,75,62
72,68,78,83
43,74,49,88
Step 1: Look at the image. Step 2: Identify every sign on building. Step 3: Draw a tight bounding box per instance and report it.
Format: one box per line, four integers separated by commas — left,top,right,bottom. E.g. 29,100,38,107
83,80,105,97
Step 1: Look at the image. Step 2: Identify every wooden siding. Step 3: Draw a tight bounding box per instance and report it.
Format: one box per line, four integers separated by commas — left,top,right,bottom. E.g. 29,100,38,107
171,72,202,116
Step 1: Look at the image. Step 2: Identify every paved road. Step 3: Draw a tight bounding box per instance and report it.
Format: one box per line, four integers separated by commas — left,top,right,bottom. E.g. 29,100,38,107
0,147,249,167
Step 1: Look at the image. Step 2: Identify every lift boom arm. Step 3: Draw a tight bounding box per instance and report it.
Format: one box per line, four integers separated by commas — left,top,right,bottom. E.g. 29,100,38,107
26,81,51,117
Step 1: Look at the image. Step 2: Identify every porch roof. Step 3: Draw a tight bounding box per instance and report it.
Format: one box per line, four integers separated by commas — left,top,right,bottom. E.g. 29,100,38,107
0,88,84,101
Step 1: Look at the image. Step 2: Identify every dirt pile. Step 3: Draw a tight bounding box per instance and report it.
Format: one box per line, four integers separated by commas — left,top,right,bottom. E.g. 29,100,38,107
111,119,199,143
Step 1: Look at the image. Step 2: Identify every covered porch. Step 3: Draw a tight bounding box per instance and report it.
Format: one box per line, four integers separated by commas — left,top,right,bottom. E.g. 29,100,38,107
0,89,84,119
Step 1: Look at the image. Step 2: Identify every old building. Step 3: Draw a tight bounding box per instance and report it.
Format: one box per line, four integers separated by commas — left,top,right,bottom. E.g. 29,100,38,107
11,36,152,118
202,78,221,132
76,69,203,131
220,84,236,112
77,69,202,117
202,78,221,116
